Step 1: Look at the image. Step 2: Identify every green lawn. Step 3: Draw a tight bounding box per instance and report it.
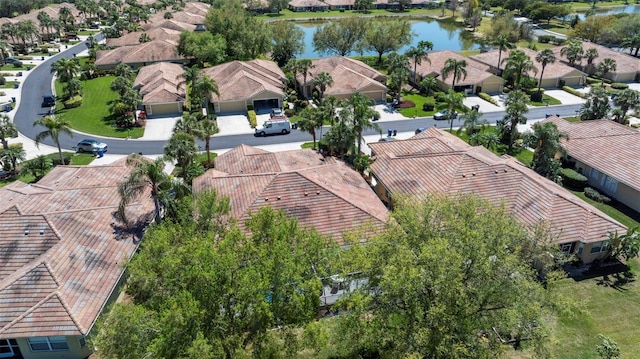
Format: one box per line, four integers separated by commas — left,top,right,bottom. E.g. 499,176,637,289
54,76,144,138
529,94,562,107
0,64,28,71
570,191,640,229
0,81,20,89
300,142,315,149
397,91,437,118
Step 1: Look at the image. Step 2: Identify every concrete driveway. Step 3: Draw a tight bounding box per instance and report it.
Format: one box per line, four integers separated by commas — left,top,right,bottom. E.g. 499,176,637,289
142,116,179,140
545,89,586,105
463,95,504,113
216,114,254,135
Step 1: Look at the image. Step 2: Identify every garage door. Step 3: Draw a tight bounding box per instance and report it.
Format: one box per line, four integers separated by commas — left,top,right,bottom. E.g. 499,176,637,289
362,91,384,103
253,99,280,114
563,77,582,87
148,103,181,117
479,81,502,94
218,101,246,114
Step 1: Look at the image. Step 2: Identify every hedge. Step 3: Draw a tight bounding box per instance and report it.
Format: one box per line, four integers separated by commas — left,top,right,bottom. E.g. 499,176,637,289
611,83,629,90
584,187,611,204
0,76,5,86
247,110,257,128
422,101,435,111
562,86,586,99
586,77,600,85
560,168,588,190
63,96,83,109
478,92,498,106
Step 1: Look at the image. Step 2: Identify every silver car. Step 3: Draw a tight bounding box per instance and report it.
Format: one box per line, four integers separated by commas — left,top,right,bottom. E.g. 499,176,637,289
76,139,108,153
433,109,457,120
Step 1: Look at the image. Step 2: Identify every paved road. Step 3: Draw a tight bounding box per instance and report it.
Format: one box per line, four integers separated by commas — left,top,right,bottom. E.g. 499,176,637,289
14,36,583,155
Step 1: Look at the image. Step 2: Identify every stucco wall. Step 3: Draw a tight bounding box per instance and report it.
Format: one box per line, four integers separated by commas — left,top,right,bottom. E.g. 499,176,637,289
16,336,91,359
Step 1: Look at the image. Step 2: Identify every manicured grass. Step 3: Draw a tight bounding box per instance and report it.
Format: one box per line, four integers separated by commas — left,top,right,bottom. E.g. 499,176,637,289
449,126,534,167
515,149,533,166
195,152,218,165
300,142,315,149
570,191,640,229
516,40,556,50
0,81,20,89
70,153,97,165
529,94,562,107
77,30,100,36
564,116,581,123
0,64,27,71
54,76,144,139
397,91,437,118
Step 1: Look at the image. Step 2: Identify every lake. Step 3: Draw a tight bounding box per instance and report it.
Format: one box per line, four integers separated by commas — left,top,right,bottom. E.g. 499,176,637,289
577,4,640,20
296,18,482,59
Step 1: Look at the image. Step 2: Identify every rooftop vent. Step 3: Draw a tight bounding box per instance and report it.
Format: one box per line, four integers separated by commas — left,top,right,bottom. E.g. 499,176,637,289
316,191,320,195
304,192,308,196
264,197,269,202
40,230,44,236
277,196,281,200
24,230,29,236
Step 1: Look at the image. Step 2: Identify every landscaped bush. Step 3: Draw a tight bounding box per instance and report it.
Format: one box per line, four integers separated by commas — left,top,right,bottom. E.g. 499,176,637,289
246,103,254,111
247,110,257,128
584,187,611,204
63,96,83,109
284,108,295,117
560,168,588,190
386,94,393,103
538,35,553,43
530,92,543,102
553,38,566,46
586,77,600,85
611,83,629,90
0,76,5,86
422,101,435,111
562,86,586,99
52,153,72,166
12,61,22,68
502,87,511,93
477,92,497,106
435,92,446,102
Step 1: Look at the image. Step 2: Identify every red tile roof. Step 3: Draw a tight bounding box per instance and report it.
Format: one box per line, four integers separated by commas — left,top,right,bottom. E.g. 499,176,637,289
193,146,387,244
552,42,640,76
543,117,640,191
95,39,187,67
369,128,626,244
215,145,336,174
0,163,154,339
413,50,502,87
301,57,387,96
202,60,287,102
471,47,586,79
134,62,186,104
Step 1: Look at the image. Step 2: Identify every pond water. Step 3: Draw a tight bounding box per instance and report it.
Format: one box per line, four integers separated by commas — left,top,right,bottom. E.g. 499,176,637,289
577,4,640,20
296,18,482,59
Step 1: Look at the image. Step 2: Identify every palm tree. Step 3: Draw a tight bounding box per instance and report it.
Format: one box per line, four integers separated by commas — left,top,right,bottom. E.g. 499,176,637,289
312,71,333,103
560,40,584,67
0,114,18,150
440,90,466,132
441,58,467,91
405,40,433,87
298,59,315,98
419,76,437,96
612,88,640,123
580,86,611,121
177,65,201,110
319,95,339,126
535,49,556,95
181,115,220,167
0,39,11,64
65,78,83,98
164,131,199,181
502,49,537,90
16,20,39,50
620,34,640,56
0,144,26,173
501,90,529,150
120,88,142,125
597,58,616,85
1,23,19,46
284,58,301,93
457,110,487,136
110,76,132,97
33,115,73,165
192,75,219,111
583,47,598,72
386,52,411,101
118,153,186,224
21,155,51,181
51,57,81,84
524,121,567,183
491,34,515,76
345,93,380,154
37,11,53,41
114,63,135,78
297,107,324,149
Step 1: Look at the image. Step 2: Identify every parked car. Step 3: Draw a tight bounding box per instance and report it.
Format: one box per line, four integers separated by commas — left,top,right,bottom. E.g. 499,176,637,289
3,58,19,65
76,139,108,153
415,128,426,135
270,108,284,118
89,23,100,29
378,137,395,142
41,94,56,107
255,119,291,136
433,109,457,120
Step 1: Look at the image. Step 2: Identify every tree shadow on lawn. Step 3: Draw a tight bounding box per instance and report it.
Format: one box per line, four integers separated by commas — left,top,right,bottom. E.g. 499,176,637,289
563,259,635,291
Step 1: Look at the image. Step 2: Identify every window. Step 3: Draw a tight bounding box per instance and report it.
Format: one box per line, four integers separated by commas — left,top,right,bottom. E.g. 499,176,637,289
560,243,572,254
78,336,87,348
0,339,15,358
577,243,585,255
590,240,610,254
28,336,69,352
602,175,618,193
589,168,599,180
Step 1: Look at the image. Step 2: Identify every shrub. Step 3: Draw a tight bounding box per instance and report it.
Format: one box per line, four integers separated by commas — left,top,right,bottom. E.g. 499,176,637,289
538,35,552,43
247,110,257,128
284,108,295,117
386,94,393,103
560,168,588,190
434,92,446,102
12,61,22,68
554,38,566,46
0,91,5,96
584,187,611,204
502,87,511,94
562,86,586,99
63,96,83,109
610,83,628,90
246,103,254,111
530,92,543,102
586,77,600,85
52,153,72,166
422,101,435,111
558,79,565,87
0,76,5,86
477,92,497,106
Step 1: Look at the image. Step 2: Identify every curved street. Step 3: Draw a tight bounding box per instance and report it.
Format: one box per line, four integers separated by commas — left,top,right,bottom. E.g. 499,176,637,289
14,36,584,156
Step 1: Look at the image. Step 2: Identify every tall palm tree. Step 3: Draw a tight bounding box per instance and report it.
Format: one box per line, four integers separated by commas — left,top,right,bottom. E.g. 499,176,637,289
457,109,487,136
164,131,199,181
560,40,584,67
491,34,515,76
441,58,467,91
620,34,640,56
0,114,18,150
0,39,11,64
16,20,39,49
419,76,437,96
502,90,529,150
297,107,324,150
612,88,640,123
192,75,219,111
177,65,201,110
312,71,333,103
597,58,617,85
405,40,433,86
502,49,537,90
583,47,599,72
524,121,567,183
345,93,380,154
33,115,73,165
118,153,186,224
386,52,411,101
298,59,315,98
440,90,466,132
320,95,339,126
120,88,142,124
535,49,556,95
0,144,26,173
180,114,220,167
1,23,19,46
51,57,81,84
37,11,53,41
284,58,301,93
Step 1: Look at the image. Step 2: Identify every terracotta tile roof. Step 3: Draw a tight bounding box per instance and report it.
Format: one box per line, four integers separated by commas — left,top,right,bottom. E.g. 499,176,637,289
215,145,335,174
369,128,626,244
323,0,355,6
301,57,387,96
194,147,387,244
552,42,640,76
147,2,209,25
95,39,187,67
202,60,287,101
543,117,640,191
413,50,502,86
0,163,154,340
289,0,328,7
6,2,82,25
471,47,586,79
141,19,196,32
106,27,182,47
134,62,185,104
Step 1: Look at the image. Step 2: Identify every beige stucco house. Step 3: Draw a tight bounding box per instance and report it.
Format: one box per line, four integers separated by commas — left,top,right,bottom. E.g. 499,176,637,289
133,62,186,117
552,42,640,83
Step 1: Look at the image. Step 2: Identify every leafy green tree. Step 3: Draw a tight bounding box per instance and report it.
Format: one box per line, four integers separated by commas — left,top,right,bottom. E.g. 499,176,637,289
333,195,557,359
596,334,621,359
389,0,411,11
33,115,72,165
386,52,410,101
535,49,555,94
579,86,610,121
596,57,616,85
608,228,640,261
177,30,226,67
612,88,640,123
164,131,199,181
267,0,288,13
110,76,132,97
354,0,375,11
488,11,525,43
571,15,616,43
65,78,83,98
502,49,536,90
119,88,142,125
270,21,304,67
0,114,17,150
500,90,529,149
114,63,134,79
313,17,366,56
524,122,566,183
50,57,81,98
324,112,357,158
361,20,413,65
441,58,467,90
297,107,324,150
20,155,51,181
319,95,339,126
419,76,437,96
312,71,333,103
405,40,433,87
560,40,584,67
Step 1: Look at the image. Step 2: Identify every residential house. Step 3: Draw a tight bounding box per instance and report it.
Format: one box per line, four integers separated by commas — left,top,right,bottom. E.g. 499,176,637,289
147,1,210,25
133,62,186,117
368,128,626,263
323,0,355,10
552,42,640,83
298,56,388,102
202,59,287,114
0,2,82,43
471,47,586,88
0,162,154,359
288,0,329,12
95,39,190,70
543,117,640,214
141,19,197,32
412,50,505,94
106,27,182,47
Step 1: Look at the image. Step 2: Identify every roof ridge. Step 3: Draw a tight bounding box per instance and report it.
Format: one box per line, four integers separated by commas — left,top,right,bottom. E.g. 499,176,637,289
55,292,87,334
0,261,56,296
0,292,83,336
